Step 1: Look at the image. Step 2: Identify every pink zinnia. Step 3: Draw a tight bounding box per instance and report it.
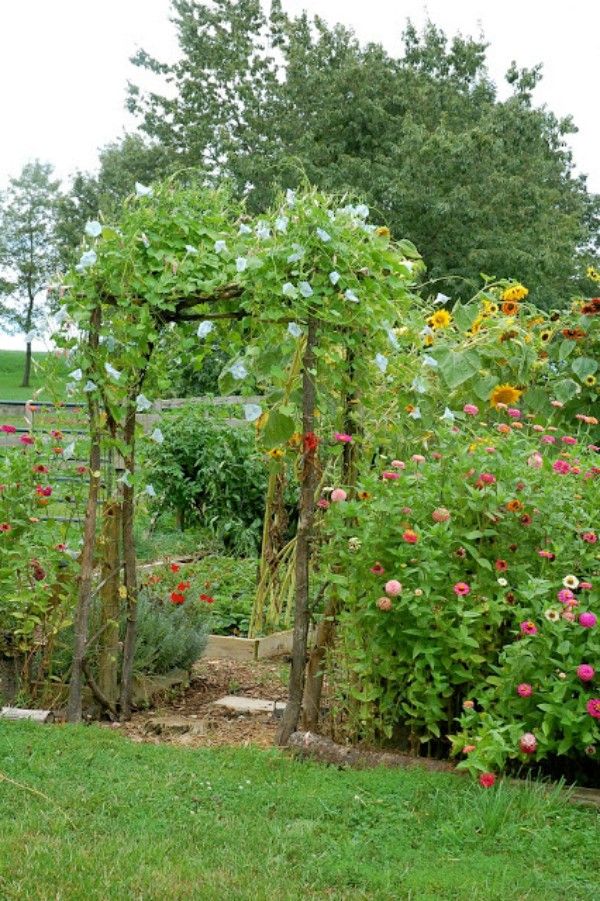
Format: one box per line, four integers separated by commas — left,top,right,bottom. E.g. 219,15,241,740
581,531,597,544
577,664,595,682
317,499,330,509
411,454,426,464
370,562,385,575
517,683,533,697
330,488,347,503
334,432,352,444
507,408,521,419
520,621,538,636
519,732,537,754
453,582,470,596
552,459,571,474
561,436,577,445
432,507,451,523
579,612,597,629
550,400,564,408
382,471,400,480
580,581,593,590
541,435,556,445
485,446,496,454
377,597,392,612
0,523,11,533
479,773,496,788
538,549,555,560
586,699,600,719
385,579,402,597
557,588,575,605
19,435,34,445
532,425,544,432
391,460,405,469
463,404,479,416
479,472,496,485
0,424,16,434
527,452,543,469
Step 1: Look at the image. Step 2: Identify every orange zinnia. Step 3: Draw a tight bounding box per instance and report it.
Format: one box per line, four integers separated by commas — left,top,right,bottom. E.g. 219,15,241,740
506,499,523,513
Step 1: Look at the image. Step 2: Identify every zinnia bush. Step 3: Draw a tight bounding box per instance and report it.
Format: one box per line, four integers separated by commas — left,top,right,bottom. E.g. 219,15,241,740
319,406,599,777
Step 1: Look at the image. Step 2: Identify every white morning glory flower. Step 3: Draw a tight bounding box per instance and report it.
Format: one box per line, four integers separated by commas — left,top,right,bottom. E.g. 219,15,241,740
256,223,270,240
409,407,422,420
434,292,450,305
214,240,227,254
441,407,455,423
412,377,427,394
243,181,255,194
197,321,214,339
85,220,102,238
230,361,248,380
150,428,164,444
79,250,97,269
83,380,97,393
118,470,133,486
402,260,414,271
282,282,298,298
69,368,83,382
136,394,153,413
299,281,313,298
54,307,69,326
236,256,248,273
329,271,340,285
363,224,377,234
135,182,153,197
375,353,388,373
421,325,434,337
243,403,262,422
287,322,302,338
327,210,336,221
386,328,399,350
316,227,331,242
185,244,198,254
287,244,305,263
275,216,289,233
238,223,252,235
140,233,150,248
422,354,438,368
104,362,121,381
145,484,157,498
355,204,369,219
344,289,359,303
286,189,296,207
62,442,75,461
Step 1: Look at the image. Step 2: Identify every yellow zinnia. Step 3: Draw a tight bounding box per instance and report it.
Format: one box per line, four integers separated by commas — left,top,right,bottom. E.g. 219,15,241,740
501,283,529,303
586,265,600,282
490,383,523,407
428,309,453,330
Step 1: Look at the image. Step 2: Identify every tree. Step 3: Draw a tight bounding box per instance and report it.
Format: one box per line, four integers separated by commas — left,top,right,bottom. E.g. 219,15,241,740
0,161,61,386
128,3,596,306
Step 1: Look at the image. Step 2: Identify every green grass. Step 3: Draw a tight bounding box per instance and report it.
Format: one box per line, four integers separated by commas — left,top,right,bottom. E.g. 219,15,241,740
0,349,55,401
0,723,597,900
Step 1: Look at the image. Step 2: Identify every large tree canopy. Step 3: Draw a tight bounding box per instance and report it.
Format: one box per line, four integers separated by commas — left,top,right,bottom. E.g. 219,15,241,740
126,0,596,307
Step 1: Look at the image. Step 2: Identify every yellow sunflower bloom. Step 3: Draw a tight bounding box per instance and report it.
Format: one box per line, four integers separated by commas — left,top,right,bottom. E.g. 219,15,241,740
428,310,453,330
586,265,600,282
482,300,499,315
376,226,390,238
501,283,529,303
490,384,523,407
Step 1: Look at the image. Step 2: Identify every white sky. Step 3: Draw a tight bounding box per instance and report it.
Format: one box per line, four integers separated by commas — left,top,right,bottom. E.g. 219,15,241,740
1,0,598,349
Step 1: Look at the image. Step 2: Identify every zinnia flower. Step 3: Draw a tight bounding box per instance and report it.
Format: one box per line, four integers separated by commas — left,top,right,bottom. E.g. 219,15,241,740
402,529,418,544
391,460,405,469
385,579,402,596
517,683,533,697
552,460,571,474
506,499,523,513
577,664,595,682
544,609,560,622
562,575,579,589
330,488,347,502
317,499,330,509
370,562,385,575
519,732,537,755
558,588,575,605
377,597,392,612
382,471,401,480
520,621,538,636
561,436,577,446
432,507,451,523
170,592,185,605
581,531,597,544
579,612,597,628
334,432,352,443
199,594,215,604
479,773,496,788
453,582,470,596
463,404,479,416
0,424,16,434
411,454,426,464
479,472,496,485
0,523,11,532
586,699,600,719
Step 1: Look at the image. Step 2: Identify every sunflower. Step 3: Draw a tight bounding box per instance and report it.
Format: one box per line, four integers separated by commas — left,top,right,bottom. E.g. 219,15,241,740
501,300,519,315
490,384,523,407
468,316,484,336
585,375,597,387
482,300,499,315
540,329,553,342
357,490,372,501
428,309,453,330
527,316,545,328
376,226,390,238
501,283,529,303
587,265,600,282
268,448,285,460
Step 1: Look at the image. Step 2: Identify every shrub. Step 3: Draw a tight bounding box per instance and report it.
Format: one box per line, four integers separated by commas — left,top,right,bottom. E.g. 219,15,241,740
132,591,210,675
320,403,600,775
143,408,270,555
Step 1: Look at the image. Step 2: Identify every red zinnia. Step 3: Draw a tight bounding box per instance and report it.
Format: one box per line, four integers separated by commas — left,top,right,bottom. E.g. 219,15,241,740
177,580,191,591
495,560,508,572
200,594,215,604
479,773,496,788
170,563,181,573
170,592,185,605
0,523,11,532
303,431,319,454
0,424,16,434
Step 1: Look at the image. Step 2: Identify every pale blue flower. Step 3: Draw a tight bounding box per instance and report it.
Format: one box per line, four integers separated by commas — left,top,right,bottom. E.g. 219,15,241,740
136,394,153,413
214,240,227,254
243,403,262,422
185,244,198,254
104,362,121,381
344,289,359,303
85,220,102,238
386,328,399,350
83,380,97,393
135,182,153,197
441,407,455,423
316,227,331,242
69,368,83,382
145,484,157,498
286,189,296,207
409,407,422,420
299,281,313,298
197,321,214,339
243,181,255,194
62,442,75,461
412,377,427,394
256,223,270,240
434,292,450,305
282,282,298,298
118,470,133,486
329,271,340,286
422,354,438,368
79,250,97,269
150,428,164,444
236,256,248,273
375,353,388,373
275,216,289,233
287,244,305,263
287,322,302,338
355,203,369,219
238,223,252,235
230,361,248,380
421,325,434,337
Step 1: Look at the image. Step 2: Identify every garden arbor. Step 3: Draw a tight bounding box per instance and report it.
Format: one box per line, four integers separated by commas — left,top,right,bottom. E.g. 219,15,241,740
58,181,418,732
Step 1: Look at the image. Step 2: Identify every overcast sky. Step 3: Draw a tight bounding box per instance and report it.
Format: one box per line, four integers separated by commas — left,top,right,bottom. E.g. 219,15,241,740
1,0,598,349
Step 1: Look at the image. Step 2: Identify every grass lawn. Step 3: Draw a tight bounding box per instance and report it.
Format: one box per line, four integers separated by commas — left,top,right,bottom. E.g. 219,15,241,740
0,349,54,401
0,722,598,900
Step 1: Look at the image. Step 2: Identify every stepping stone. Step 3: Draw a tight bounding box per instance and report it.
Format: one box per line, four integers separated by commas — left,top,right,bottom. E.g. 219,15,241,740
213,696,286,716
144,715,206,736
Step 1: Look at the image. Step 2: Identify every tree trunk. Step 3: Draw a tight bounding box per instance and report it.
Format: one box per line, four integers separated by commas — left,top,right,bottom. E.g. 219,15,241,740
20,341,32,388
287,731,454,773
277,316,318,746
118,400,139,720
67,305,102,723
97,500,122,708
